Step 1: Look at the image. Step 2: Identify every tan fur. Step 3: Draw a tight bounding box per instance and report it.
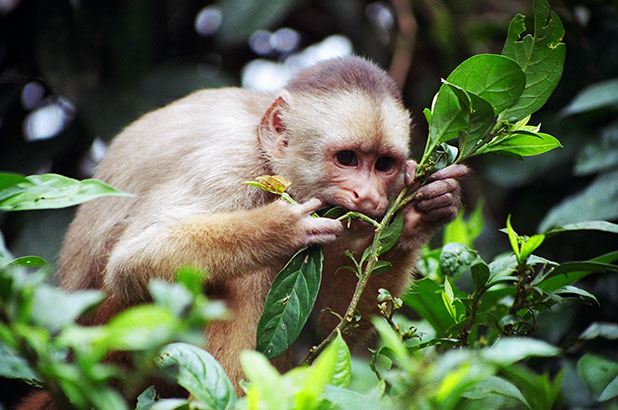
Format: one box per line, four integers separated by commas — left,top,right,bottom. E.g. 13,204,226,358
20,57,464,409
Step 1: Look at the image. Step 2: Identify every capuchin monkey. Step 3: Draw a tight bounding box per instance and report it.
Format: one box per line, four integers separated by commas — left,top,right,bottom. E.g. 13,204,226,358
19,56,467,408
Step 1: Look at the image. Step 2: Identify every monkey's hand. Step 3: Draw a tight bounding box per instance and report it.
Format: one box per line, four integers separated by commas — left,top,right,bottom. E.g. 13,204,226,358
290,198,345,246
401,161,468,236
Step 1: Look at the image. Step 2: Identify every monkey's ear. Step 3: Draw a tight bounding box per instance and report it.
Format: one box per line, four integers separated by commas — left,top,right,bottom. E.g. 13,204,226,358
258,95,289,158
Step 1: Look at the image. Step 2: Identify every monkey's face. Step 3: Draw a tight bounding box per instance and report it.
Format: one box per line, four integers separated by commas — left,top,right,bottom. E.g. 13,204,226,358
320,145,404,219
260,89,411,220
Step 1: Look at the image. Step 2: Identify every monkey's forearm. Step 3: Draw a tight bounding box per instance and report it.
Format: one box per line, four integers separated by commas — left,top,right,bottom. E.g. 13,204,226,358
103,201,308,302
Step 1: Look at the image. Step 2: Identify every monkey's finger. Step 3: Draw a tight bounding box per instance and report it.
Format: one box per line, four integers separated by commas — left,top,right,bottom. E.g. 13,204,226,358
298,197,325,215
420,204,459,223
404,160,419,186
414,178,459,200
427,164,469,183
302,217,344,245
415,192,457,212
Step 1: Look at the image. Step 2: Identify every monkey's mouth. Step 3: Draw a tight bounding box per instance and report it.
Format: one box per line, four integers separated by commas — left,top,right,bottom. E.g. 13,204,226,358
319,203,384,231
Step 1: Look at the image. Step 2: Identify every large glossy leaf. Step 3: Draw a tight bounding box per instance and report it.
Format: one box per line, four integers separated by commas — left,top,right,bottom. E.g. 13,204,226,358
0,173,132,211
446,54,526,115
257,246,323,359
157,343,237,409
502,0,566,120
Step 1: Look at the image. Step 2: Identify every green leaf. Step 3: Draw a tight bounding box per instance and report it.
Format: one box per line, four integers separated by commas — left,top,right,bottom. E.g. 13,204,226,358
6,256,47,268
240,350,285,410
520,234,545,261
31,286,104,333
580,322,618,341
0,173,133,211
561,77,618,116
463,376,531,409
505,215,521,261
439,242,478,278
135,386,157,410
538,251,618,293
372,260,392,275
471,260,490,291
578,354,618,401
553,285,599,305
256,246,323,359
102,305,178,352
544,220,618,237
443,199,484,247
157,343,237,409
443,82,496,160
0,342,40,382
330,331,352,388
402,278,457,335
377,210,404,256
483,337,559,365
148,280,194,318
502,0,566,120
442,278,457,321
446,54,526,114
539,169,618,231
479,132,562,157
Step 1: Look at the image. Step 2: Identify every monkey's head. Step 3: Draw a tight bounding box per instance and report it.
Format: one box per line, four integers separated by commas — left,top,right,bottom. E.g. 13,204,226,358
257,56,411,220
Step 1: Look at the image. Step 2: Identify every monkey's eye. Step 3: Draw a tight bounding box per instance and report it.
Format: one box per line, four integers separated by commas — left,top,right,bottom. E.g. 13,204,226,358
375,156,395,172
336,150,358,167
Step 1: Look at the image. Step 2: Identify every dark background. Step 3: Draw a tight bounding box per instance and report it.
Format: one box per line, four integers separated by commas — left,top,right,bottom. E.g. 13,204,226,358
1,0,617,408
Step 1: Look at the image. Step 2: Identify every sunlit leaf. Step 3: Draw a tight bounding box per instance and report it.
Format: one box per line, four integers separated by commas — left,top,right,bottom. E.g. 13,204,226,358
478,132,562,157
6,256,47,268
257,246,323,359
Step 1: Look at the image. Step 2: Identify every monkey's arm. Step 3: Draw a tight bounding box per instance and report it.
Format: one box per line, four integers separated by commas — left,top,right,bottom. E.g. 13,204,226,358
104,198,342,302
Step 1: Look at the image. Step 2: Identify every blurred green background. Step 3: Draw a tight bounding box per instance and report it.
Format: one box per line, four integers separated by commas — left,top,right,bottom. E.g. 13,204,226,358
1,0,617,408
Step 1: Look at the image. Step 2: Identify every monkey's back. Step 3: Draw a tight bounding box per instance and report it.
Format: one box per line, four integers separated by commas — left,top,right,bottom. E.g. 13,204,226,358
57,88,274,294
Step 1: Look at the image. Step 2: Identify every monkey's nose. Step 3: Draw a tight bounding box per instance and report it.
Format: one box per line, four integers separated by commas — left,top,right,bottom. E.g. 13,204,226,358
351,188,385,218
